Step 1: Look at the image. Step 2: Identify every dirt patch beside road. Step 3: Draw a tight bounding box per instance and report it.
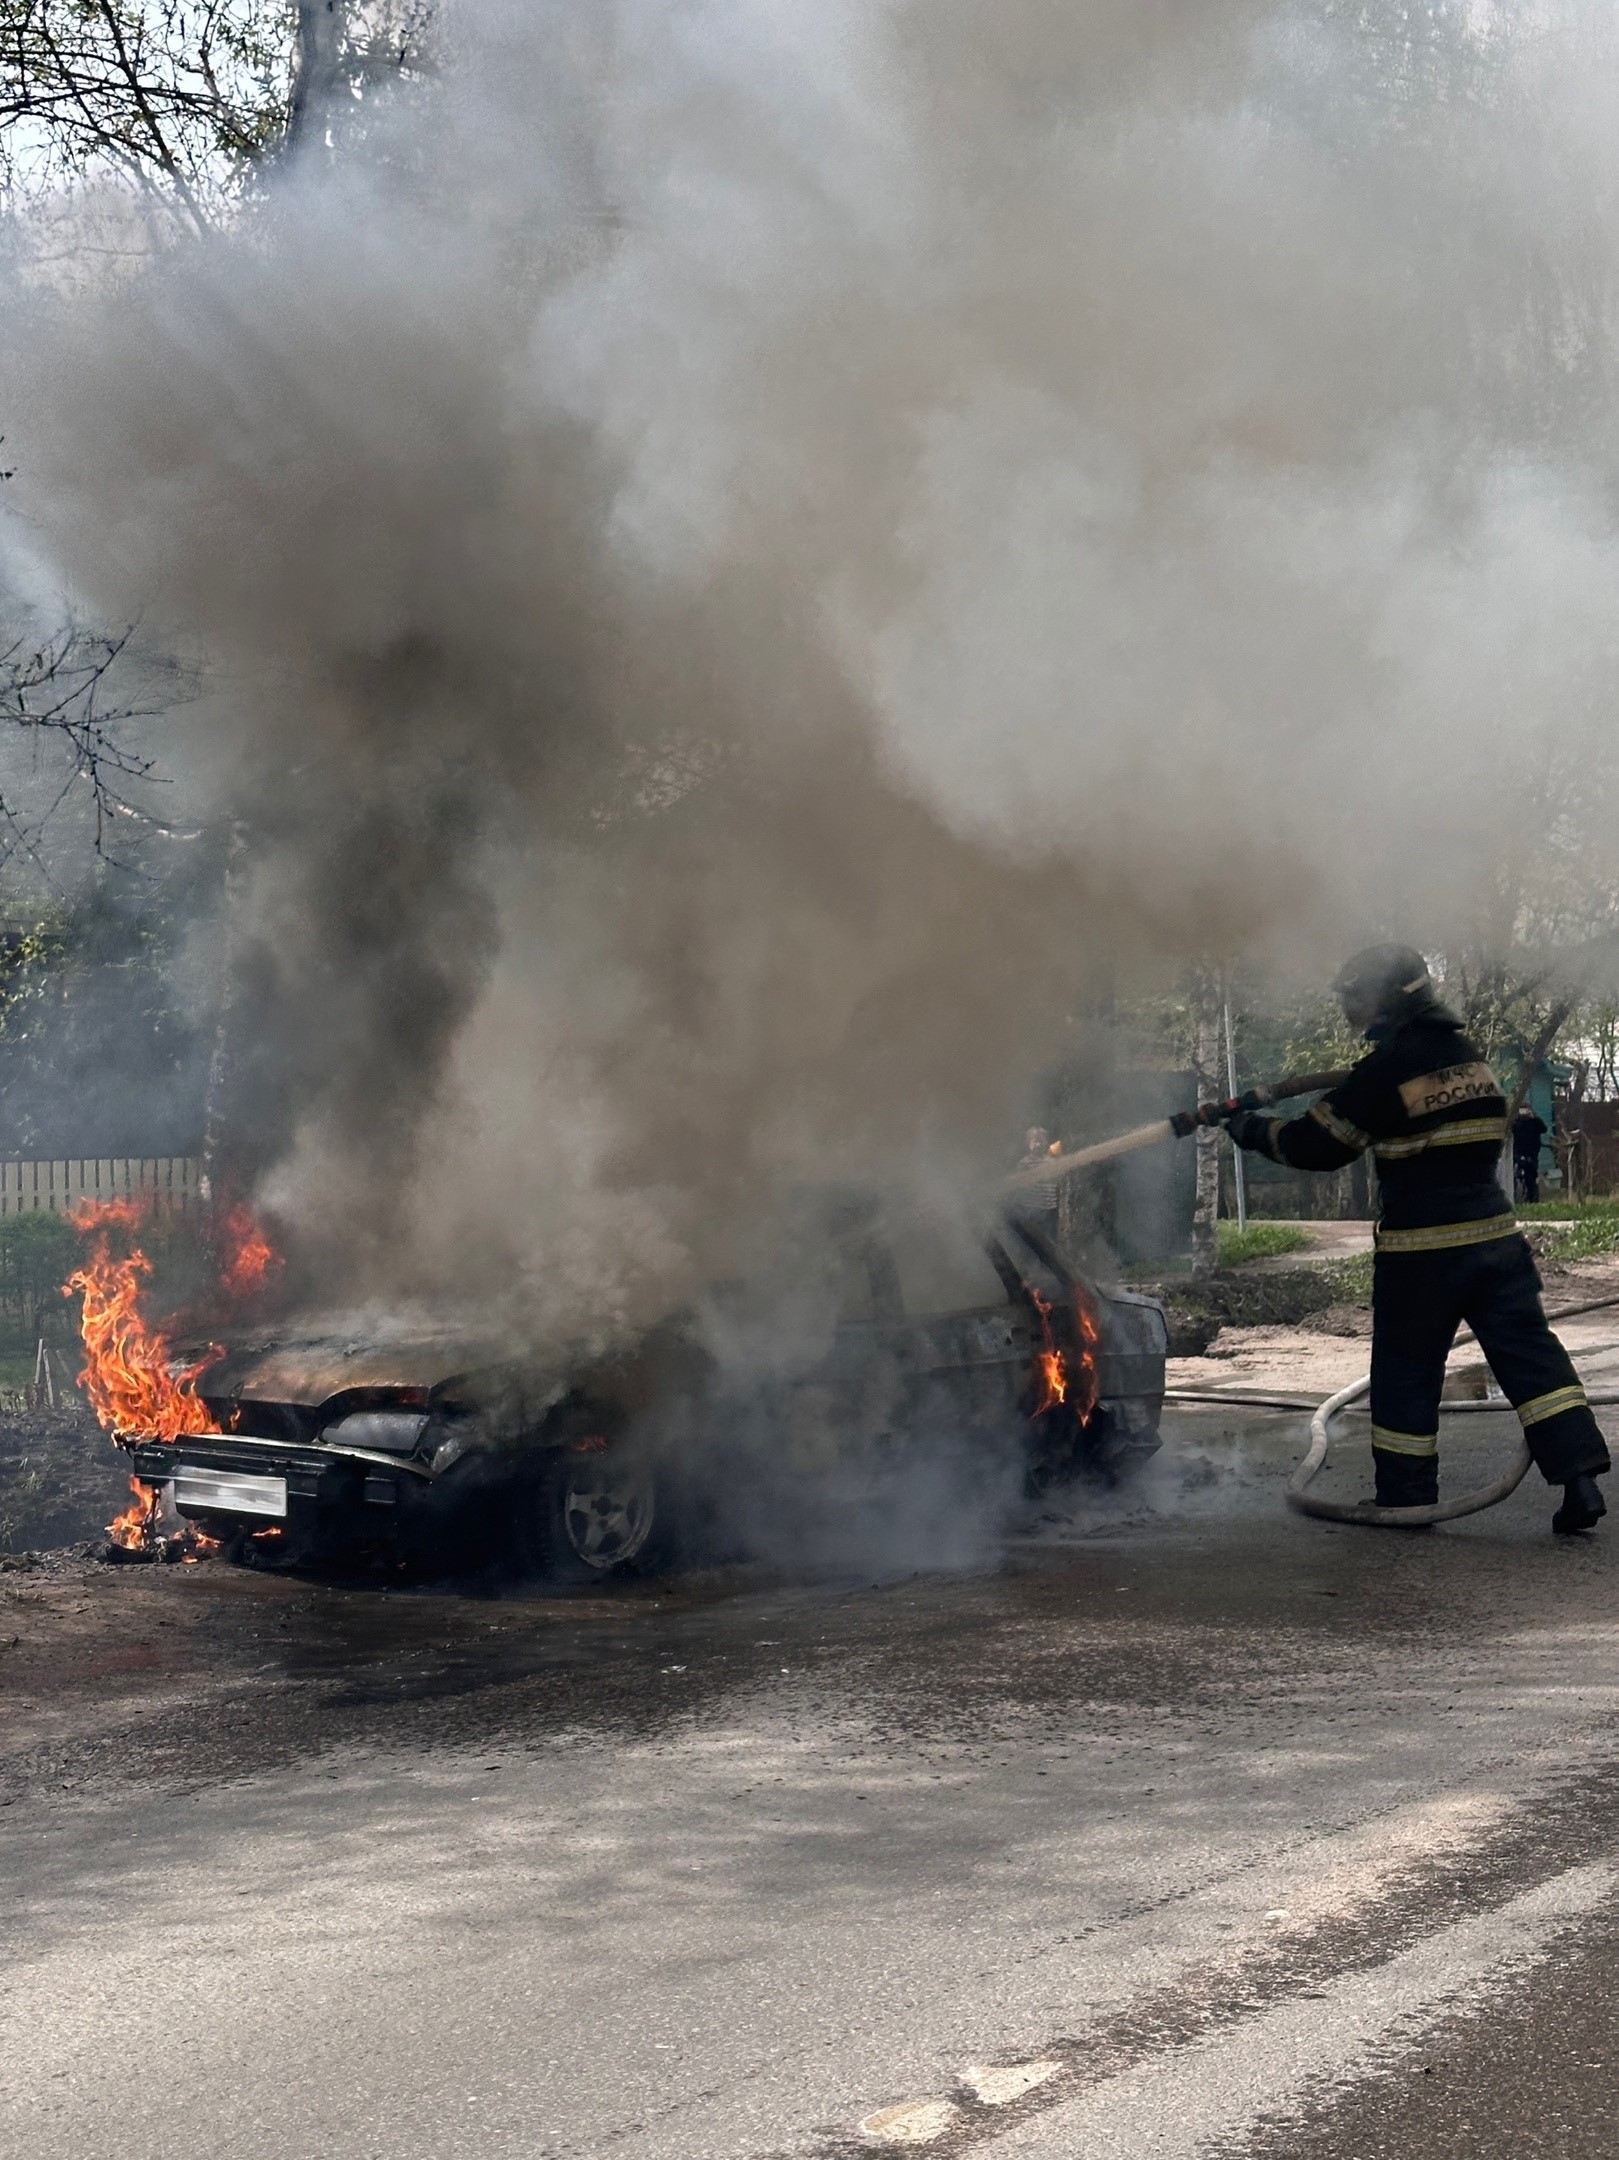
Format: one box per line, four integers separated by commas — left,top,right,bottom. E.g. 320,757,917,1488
0,1407,127,1553
1167,1249,1619,1400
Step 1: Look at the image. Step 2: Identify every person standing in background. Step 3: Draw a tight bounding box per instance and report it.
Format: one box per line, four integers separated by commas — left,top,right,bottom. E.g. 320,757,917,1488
1012,1126,1063,1244
1513,1100,1548,1204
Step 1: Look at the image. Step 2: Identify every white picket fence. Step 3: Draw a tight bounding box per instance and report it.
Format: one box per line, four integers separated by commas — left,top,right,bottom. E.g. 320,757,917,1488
0,1156,203,1217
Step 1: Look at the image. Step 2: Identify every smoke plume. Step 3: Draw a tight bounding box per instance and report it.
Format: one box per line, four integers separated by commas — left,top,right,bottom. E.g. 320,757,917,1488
7,0,1619,1337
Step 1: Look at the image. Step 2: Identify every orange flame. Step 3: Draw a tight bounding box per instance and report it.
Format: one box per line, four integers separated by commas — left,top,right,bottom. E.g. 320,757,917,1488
63,1199,223,1551
1029,1288,1069,1416
1028,1284,1102,1421
1072,1283,1102,1421
106,1484,159,1551
218,1203,280,1300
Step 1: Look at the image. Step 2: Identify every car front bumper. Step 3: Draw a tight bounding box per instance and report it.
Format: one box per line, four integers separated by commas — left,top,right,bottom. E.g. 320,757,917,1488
130,1435,454,1558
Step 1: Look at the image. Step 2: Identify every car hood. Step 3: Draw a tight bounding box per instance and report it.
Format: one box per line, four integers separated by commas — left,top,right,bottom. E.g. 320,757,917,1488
196,1311,514,1407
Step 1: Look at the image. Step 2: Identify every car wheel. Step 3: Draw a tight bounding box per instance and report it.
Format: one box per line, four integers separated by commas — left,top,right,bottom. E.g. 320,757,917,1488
525,1447,657,1583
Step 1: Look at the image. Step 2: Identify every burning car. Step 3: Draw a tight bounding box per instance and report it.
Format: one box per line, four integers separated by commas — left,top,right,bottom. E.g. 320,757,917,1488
103,1196,1167,1582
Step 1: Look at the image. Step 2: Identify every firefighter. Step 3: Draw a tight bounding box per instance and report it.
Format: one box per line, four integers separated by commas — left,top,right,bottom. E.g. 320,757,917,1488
1222,946,1609,1532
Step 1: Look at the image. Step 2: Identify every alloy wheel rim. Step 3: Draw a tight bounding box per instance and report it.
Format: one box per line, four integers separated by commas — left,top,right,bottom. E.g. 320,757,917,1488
561,1459,654,1568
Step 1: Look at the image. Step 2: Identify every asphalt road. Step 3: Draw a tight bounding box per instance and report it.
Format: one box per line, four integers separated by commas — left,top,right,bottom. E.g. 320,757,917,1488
5,1403,1619,2159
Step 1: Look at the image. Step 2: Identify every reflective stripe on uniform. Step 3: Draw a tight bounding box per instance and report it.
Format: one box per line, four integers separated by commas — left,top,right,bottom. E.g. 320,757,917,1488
1373,1214,1519,1254
1517,1384,1589,1429
1309,1100,1370,1152
1373,1118,1508,1162
1397,1062,1501,1119
1370,1426,1439,1457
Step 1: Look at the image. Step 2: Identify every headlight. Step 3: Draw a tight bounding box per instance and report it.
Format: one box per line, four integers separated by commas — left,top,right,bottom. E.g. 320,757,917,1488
319,1410,428,1455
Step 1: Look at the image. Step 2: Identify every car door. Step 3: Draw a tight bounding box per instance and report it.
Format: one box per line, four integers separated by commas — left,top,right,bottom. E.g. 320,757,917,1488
782,1225,910,1471
873,1203,1040,1439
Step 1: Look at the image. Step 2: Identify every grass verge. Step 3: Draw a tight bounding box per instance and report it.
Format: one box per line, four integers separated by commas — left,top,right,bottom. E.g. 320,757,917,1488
1514,1199,1619,1266
1216,1221,1313,1268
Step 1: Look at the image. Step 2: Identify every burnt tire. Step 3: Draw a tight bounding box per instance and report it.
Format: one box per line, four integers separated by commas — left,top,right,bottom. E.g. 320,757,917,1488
520,1448,658,1585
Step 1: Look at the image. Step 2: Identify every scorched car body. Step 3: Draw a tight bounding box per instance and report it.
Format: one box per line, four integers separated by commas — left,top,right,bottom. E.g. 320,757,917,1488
130,1204,1169,1581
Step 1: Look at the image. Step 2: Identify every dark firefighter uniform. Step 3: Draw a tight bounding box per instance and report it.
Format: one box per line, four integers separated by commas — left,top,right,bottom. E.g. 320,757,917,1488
1227,964,1609,1517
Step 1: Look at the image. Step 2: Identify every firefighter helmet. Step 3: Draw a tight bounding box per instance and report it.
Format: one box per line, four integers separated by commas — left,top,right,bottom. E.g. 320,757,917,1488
1333,944,1432,1031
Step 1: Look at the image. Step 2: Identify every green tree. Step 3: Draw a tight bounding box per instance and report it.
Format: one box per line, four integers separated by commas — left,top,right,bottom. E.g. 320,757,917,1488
0,1206,79,1337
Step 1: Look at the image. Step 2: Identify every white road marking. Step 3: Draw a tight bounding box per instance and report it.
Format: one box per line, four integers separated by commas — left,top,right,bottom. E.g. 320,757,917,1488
959,2060,1061,2105
858,2097,962,2144
992,1858,1617,2157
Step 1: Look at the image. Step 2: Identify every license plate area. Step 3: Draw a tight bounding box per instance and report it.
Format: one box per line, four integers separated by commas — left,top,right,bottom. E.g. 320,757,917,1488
172,1467,288,1519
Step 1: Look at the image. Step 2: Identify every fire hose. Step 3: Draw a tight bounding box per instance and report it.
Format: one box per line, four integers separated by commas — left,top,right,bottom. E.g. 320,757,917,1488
1004,1079,1619,1528
1165,1293,1619,1527
1002,1068,1349,1195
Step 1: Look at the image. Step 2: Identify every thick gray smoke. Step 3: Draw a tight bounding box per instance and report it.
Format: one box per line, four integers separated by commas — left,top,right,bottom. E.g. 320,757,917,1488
7,0,1619,1341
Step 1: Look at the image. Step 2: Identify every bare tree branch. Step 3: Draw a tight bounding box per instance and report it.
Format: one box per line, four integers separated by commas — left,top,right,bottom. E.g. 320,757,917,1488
1,1,436,225
0,619,186,872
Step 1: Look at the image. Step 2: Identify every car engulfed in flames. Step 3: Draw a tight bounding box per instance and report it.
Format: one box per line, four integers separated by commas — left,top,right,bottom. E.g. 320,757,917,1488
88,1196,1166,1584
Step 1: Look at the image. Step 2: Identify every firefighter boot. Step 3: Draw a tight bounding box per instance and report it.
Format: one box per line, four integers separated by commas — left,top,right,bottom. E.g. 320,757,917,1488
1372,1447,1437,1512
1552,1474,1607,1537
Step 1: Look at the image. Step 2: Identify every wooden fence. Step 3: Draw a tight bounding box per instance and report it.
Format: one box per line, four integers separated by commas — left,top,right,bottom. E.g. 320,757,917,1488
0,1157,203,1217
1557,1105,1619,1198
